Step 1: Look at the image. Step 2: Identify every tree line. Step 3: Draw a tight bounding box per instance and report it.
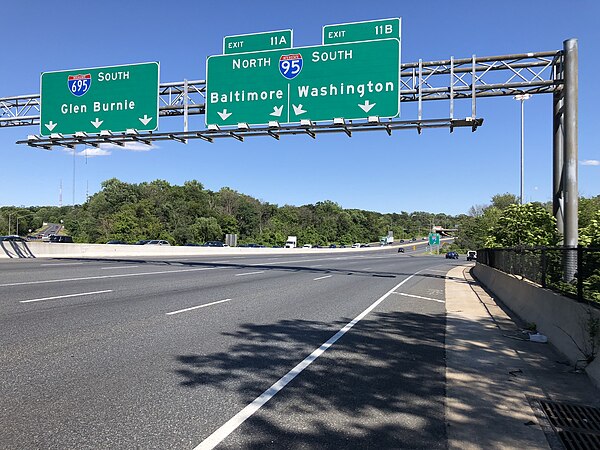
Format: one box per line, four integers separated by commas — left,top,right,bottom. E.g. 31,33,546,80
1,179,598,250
0,178,457,246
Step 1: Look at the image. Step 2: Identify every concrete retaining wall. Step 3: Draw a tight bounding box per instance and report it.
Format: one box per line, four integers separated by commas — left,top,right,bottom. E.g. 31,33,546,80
0,240,394,259
473,263,600,389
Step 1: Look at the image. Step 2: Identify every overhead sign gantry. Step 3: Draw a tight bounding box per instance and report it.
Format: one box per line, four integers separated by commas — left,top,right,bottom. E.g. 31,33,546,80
0,21,579,261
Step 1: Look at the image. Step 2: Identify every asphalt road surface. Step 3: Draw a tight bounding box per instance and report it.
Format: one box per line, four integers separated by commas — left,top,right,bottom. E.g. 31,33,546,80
0,247,465,449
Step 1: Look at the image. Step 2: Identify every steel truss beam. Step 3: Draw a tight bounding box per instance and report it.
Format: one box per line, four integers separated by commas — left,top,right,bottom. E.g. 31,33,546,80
1,49,560,132
17,117,484,149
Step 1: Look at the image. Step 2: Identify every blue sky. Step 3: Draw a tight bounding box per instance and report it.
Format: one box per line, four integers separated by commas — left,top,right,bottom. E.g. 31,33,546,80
1,0,598,215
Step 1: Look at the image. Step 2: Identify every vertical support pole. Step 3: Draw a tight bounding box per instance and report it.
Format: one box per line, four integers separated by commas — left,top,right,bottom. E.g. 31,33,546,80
471,55,476,118
563,38,578,281
418,59,423,121
553,84,565,238
520,98,525,204
450,56,454,120
72,147,76,207
563,40,579,241
577,245,583,300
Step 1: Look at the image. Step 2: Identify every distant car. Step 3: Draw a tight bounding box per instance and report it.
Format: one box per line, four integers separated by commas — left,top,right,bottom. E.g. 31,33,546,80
144,240,170,246
446,251,459,259
360,243,370,248
329,244,337,248
467,250,477,261
302,244,312,248
135,240,150,245
411,238,417,242
399,239,405,243
339,245,346,248
106,240,128,245
397,247,405,253
351,243,361,248
49,235,73,243
202,241,226,247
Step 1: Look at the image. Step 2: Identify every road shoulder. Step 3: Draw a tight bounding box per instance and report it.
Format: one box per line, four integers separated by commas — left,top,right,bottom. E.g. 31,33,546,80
445,264,550,449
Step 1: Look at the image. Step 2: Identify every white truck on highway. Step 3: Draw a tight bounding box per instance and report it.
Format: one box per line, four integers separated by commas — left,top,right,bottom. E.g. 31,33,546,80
380,231,394,246
285,236,297,248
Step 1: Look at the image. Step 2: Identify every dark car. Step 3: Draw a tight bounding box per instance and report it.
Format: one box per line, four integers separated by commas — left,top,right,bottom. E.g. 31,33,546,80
135,240,150,245
202,241,227,247
49,235,73,243
106,240,128,245
446,251,459,259
397,247,405,253
329,244,337,248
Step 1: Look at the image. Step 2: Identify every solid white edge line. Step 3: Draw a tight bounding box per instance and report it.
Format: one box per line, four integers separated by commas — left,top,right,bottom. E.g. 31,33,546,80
393,292,445,303
166,298,232,316
313,275,333,281
235,271,265,277
20,290,113,303
193,269,425,450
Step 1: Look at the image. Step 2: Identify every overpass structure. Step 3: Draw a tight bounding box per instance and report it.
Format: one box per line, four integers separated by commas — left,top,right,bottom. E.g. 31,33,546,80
0,40,579,259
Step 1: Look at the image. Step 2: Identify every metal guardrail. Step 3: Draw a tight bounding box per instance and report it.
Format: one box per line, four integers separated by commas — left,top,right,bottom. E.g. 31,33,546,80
477,246,600,306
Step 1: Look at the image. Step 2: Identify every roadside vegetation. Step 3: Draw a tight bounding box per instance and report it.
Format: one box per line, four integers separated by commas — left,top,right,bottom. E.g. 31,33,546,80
1,180,597,251
0,178,456,247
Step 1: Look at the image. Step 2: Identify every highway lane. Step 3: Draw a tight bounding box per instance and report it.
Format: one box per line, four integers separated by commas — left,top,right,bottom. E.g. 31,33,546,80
0,249,460,449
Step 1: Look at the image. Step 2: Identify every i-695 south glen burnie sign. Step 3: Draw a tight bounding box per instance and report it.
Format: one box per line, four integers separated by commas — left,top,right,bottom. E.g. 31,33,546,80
40,62,159,136
206,39,400,126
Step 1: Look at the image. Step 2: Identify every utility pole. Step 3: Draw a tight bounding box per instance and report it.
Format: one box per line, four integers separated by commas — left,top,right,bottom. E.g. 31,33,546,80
514,93,531,204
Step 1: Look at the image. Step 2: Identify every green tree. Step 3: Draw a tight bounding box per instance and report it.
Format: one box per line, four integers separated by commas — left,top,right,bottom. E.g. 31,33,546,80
190,217,222,243
491,193,519,210
486,203,560,247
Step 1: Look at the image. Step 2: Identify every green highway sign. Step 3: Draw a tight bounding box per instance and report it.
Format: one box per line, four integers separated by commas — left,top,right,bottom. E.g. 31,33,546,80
323,18,401,45
40,62,159,136
224,30,293,55
206,38,400,126
429,233,441,246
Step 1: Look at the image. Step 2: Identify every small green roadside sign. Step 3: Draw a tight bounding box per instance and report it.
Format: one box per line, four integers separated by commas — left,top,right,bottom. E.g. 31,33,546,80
206,38,400,126
429,233,441,246
323,18,401,45
40,62,159,136
224,30,293,55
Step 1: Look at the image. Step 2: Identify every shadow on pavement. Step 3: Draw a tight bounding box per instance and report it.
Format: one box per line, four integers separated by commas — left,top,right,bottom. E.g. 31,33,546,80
175,310,447,448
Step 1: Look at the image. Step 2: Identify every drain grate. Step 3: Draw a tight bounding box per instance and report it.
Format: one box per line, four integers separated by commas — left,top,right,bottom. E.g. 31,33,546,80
539,400,600,450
